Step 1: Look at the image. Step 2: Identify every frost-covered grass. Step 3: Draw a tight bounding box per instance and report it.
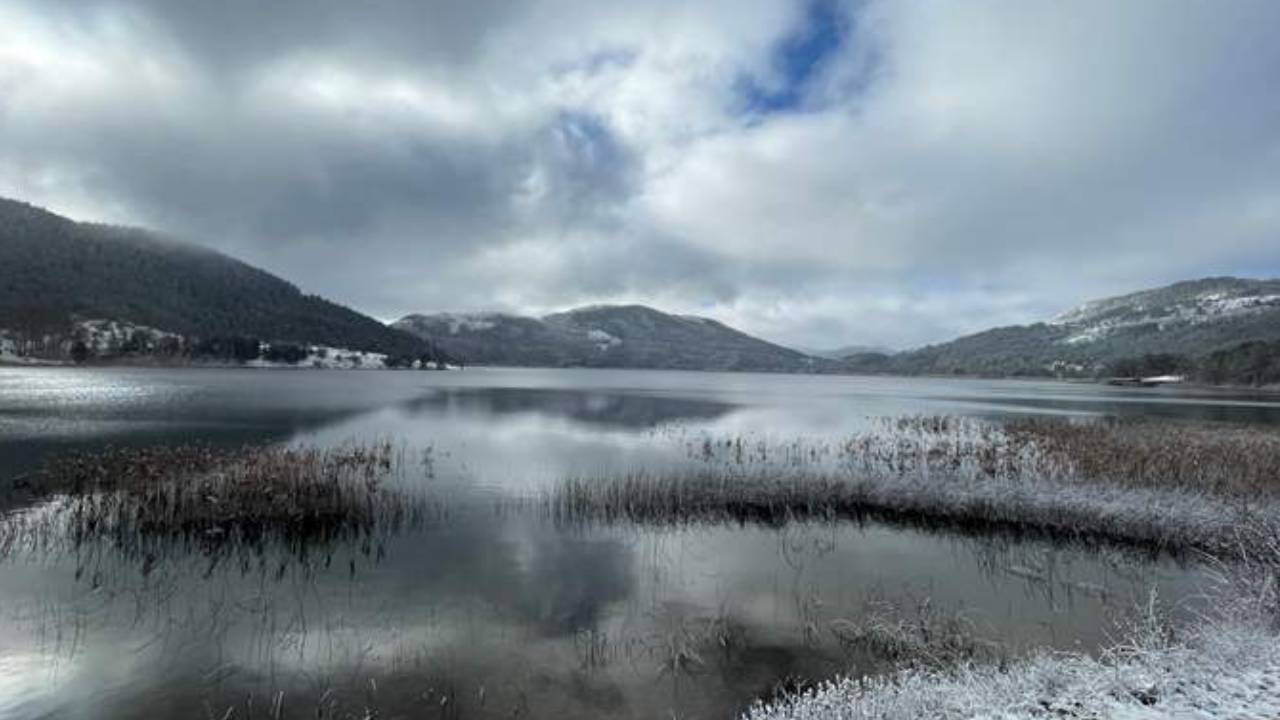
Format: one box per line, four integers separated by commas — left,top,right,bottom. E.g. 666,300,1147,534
745,616,1280,719
744,540,1280,720
0,442,431,568
729,419,1280,719
550,417,1280,556
1001,416,1280,496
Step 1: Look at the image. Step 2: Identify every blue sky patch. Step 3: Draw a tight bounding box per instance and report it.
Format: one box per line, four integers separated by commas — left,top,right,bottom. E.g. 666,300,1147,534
738,0,845,115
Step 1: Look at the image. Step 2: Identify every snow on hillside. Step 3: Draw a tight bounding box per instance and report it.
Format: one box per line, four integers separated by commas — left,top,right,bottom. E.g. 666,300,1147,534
0,319,432,370
430,313,505,334
586,328,622,351
247,344,390,369
76,319,183,354
1050,286,1280,345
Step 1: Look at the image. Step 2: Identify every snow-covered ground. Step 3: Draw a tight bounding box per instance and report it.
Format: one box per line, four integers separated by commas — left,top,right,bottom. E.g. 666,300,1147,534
75,319,183,354
746,584,1280,720
0,329,63,364
0,333,48,364
0,322,441,370
0,332,17,359
247,345,452,370
246,344,390,369
739,419,1280,719
746,621,1280,719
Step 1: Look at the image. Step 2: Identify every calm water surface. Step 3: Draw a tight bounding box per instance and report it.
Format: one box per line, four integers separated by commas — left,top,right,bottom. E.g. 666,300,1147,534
2,367,1279,719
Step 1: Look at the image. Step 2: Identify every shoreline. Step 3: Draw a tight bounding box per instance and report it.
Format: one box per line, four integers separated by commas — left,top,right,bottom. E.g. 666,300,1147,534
0,356,457,371
4,358,1278,392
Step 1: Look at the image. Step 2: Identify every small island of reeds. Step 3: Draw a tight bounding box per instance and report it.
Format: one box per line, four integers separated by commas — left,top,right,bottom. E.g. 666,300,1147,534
0,441,430,570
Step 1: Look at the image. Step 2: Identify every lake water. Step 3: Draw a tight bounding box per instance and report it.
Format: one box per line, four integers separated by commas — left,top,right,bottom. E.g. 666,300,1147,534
3,367,1280,719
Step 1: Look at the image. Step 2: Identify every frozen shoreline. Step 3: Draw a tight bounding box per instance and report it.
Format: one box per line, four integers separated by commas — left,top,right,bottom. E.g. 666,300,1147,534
744,609,1280,720
745,556,1280,720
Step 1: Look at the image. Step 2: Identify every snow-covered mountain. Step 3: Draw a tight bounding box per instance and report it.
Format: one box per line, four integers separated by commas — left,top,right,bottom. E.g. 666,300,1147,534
1049,277,1280,345
393,304,821,372
844,277,1280,378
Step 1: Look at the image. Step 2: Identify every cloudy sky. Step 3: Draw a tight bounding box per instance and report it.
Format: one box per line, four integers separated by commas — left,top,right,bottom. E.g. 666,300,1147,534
2,1,1279,350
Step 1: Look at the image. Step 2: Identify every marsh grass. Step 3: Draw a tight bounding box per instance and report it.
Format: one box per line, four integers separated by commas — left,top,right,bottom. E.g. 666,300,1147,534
0,441,431,569
547,416,1280,555
828,598,1004,671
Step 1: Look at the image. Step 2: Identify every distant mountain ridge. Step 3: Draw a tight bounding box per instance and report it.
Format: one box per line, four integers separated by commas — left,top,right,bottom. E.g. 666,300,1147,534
5,193,1276,382
799,344,893,360
0,197,431,360
846,277,1280,380
394,305,821,372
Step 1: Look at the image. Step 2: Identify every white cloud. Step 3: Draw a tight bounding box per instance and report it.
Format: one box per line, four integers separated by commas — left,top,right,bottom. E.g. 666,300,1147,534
2,0,1279,349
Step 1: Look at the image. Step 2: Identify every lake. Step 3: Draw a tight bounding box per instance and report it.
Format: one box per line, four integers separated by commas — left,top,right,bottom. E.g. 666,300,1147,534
3,367,1279,719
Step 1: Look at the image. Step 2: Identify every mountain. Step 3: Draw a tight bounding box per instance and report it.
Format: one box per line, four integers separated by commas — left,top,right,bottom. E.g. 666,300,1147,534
846,277,1280,380
0,197,431,360
800,344,893,360
393,305,822,372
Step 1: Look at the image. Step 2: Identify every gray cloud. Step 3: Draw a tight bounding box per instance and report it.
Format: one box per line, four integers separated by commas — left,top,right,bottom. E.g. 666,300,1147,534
2,0,1279,350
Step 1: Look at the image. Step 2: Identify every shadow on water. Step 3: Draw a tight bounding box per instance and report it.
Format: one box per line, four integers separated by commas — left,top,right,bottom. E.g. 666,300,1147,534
0,368,437,486
398,386,740,430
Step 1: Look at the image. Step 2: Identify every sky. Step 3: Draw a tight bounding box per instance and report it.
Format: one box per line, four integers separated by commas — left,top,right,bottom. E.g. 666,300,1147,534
2,1,1279,350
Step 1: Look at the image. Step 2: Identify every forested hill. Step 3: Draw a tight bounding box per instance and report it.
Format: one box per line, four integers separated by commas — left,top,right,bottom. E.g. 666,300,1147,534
394,304,822,372
0,198,428,358
843,277,1280,384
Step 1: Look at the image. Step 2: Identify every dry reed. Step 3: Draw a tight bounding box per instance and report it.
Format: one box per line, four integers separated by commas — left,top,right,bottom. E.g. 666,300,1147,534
546,416,1280,555
0,442,428,568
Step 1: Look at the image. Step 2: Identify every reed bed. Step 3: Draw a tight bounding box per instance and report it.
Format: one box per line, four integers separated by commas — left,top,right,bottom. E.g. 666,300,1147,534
547,416,1280,555
0,442,429,567
1003,416,1280,495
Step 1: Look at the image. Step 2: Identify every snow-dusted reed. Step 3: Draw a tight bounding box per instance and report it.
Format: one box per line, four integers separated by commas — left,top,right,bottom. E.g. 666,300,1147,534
745,535,1280,720
551,417,1280,555
745,614,1280,719
0,442,433,570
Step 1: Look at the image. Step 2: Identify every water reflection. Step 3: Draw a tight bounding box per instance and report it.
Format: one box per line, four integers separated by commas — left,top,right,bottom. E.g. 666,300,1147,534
0,509,1206,719
933,392,1280,424
401,386,738,430
1,367,1272,718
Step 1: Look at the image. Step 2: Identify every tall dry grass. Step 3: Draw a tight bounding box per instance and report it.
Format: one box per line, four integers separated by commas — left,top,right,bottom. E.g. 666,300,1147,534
546,416,1280,555
0,442,429,569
